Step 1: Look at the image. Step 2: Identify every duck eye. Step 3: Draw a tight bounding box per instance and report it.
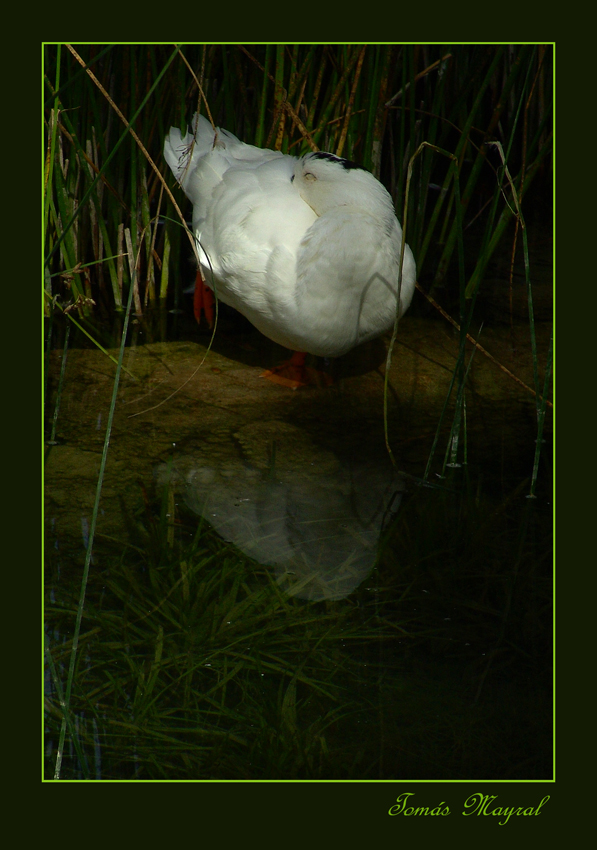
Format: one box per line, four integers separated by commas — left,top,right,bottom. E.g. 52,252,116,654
290,174,295,182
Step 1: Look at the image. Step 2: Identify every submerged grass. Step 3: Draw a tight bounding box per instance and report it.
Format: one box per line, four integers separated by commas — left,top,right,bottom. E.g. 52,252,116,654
43,44,553,780
45,467,552,780
45,499,397,780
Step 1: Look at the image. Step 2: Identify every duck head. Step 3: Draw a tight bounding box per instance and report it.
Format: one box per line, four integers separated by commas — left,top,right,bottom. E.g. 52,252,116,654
292,151,396,222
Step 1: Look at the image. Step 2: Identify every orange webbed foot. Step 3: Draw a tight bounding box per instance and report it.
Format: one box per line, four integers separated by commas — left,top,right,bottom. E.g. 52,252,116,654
260,351,333,389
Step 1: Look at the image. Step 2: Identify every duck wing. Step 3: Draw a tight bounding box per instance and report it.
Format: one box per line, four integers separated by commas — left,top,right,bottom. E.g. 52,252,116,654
292,210,417,357
164,115,417,358
165,116,318,346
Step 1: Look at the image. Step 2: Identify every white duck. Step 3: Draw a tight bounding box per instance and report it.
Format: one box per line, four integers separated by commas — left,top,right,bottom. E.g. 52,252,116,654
164,113,416,362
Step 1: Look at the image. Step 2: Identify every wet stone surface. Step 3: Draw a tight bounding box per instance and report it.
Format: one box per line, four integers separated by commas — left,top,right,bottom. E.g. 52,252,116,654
45,315,552,592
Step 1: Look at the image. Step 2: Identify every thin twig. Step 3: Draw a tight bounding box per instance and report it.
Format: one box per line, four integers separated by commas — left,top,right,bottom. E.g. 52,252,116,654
415,282,553,409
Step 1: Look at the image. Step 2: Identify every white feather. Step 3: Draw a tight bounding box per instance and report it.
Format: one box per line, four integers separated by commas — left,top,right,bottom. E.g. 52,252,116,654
164,113,416,358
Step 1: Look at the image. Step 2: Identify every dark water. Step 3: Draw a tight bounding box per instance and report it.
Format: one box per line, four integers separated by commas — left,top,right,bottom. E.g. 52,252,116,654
44,307,552,780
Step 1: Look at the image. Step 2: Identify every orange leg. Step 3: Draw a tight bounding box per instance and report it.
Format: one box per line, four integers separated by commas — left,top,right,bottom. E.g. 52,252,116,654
260,351,333,389
193,269,215,328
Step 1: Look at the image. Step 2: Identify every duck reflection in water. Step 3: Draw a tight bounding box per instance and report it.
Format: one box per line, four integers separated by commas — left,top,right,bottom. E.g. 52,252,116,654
157,421,404,602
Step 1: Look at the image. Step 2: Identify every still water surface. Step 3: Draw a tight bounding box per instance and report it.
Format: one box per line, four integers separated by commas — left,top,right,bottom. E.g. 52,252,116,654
44,313,552,780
